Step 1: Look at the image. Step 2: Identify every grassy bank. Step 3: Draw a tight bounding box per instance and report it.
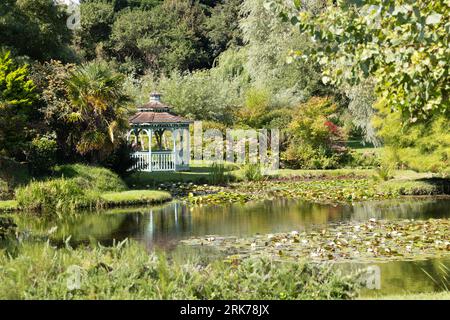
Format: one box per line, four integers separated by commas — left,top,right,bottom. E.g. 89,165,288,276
0,200,18,212
100,190,172,207
0,241,357,300
367,291,450,300
0,164,171,213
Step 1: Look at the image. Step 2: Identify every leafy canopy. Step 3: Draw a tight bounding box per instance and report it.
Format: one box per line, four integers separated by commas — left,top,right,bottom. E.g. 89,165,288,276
284,0,450,121
0,51,37,157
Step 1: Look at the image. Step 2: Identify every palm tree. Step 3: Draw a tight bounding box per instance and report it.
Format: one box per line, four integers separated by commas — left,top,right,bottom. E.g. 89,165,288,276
66,61,131,161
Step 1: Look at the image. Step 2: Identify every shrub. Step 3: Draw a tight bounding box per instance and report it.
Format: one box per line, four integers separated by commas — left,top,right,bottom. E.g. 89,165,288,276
373,101,450,174
348,150,380,169
26,134,58,176
284,97,350,169
0,241,358,300
100,141,137,178
244,163,264,181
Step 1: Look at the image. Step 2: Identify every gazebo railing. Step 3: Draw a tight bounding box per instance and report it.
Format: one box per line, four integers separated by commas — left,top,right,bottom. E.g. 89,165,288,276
131,151,175,172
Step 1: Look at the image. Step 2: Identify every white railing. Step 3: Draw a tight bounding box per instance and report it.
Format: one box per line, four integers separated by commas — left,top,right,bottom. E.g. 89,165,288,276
131,151,175,172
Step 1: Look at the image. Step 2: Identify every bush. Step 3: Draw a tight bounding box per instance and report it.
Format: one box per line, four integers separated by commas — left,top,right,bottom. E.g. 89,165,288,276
284,97,350,169
373,102,450,174
0,241,358,300
243,163,264,181
100,141,137,178
348,150,380,169
26,134,58,176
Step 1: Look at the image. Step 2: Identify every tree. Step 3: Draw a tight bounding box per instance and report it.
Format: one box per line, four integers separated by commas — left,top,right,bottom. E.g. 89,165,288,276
0,51,37,158
206,0,244,58
110,0,210,74
74,0,116,61
65,61,131,161
286,0,450,121
240,0,321,106
30,60,77,161
0,0,74,61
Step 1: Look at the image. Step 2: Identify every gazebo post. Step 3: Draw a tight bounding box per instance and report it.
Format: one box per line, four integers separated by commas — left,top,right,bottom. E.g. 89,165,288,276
172,128,177,171
147,129,152,172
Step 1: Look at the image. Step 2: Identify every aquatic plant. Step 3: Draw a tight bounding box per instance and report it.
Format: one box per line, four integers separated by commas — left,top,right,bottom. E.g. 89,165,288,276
181,219,450,263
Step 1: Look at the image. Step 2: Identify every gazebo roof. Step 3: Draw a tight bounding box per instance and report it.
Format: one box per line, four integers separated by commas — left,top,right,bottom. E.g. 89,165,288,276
130,93,192,126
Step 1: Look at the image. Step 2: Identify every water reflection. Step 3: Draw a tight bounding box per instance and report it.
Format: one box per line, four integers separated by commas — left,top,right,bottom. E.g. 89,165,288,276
13,197,450,296
16,198,450,248
342,257,450,297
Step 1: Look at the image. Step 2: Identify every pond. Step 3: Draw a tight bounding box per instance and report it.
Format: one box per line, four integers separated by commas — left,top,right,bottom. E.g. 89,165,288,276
15,197,450,297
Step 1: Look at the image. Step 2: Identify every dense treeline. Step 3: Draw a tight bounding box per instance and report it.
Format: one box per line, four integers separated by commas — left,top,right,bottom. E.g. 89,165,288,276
0,0,448,179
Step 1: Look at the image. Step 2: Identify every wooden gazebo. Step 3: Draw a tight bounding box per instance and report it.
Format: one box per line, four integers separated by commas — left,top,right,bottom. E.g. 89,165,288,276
127,93,192,172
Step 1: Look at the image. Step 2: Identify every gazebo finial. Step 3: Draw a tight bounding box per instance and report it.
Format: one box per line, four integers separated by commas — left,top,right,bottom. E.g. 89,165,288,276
150,92,162,102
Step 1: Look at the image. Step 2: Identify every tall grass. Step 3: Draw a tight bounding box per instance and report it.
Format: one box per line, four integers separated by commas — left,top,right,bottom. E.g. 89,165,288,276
15,178,98,212
0,240,358,300
243,163,265,182
209,162,229,185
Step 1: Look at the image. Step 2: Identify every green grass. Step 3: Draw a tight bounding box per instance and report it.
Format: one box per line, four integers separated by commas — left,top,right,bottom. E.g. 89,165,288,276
378,178,450,195
366,291,450,300
53,164,127,192
0,241,358,300
0,200,18,211
126,161,240,187
100,190,172,207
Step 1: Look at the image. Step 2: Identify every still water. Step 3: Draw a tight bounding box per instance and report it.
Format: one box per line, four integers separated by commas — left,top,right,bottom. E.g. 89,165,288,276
16,197,450,297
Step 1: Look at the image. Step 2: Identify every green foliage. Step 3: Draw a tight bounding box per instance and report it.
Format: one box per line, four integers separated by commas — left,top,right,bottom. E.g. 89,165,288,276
109,0,209,74
379,178,450,196
0,0,74,61
0,241,357,299
26,134,58,176
373,101,450,174
159,70,241,124
99,141,137,177
289,0,450,121
375,164,394,182
0,217,16,239
75,0,116,60
237,87,271,127
66,61,131,160
240,0,321,106
285,97,349,169
0,51,37,158
15,177,95,212
53,164,128,193
100,190,171,206
209,162,229,185
243,163,264,182
206,0,243,58
15,164,130,212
